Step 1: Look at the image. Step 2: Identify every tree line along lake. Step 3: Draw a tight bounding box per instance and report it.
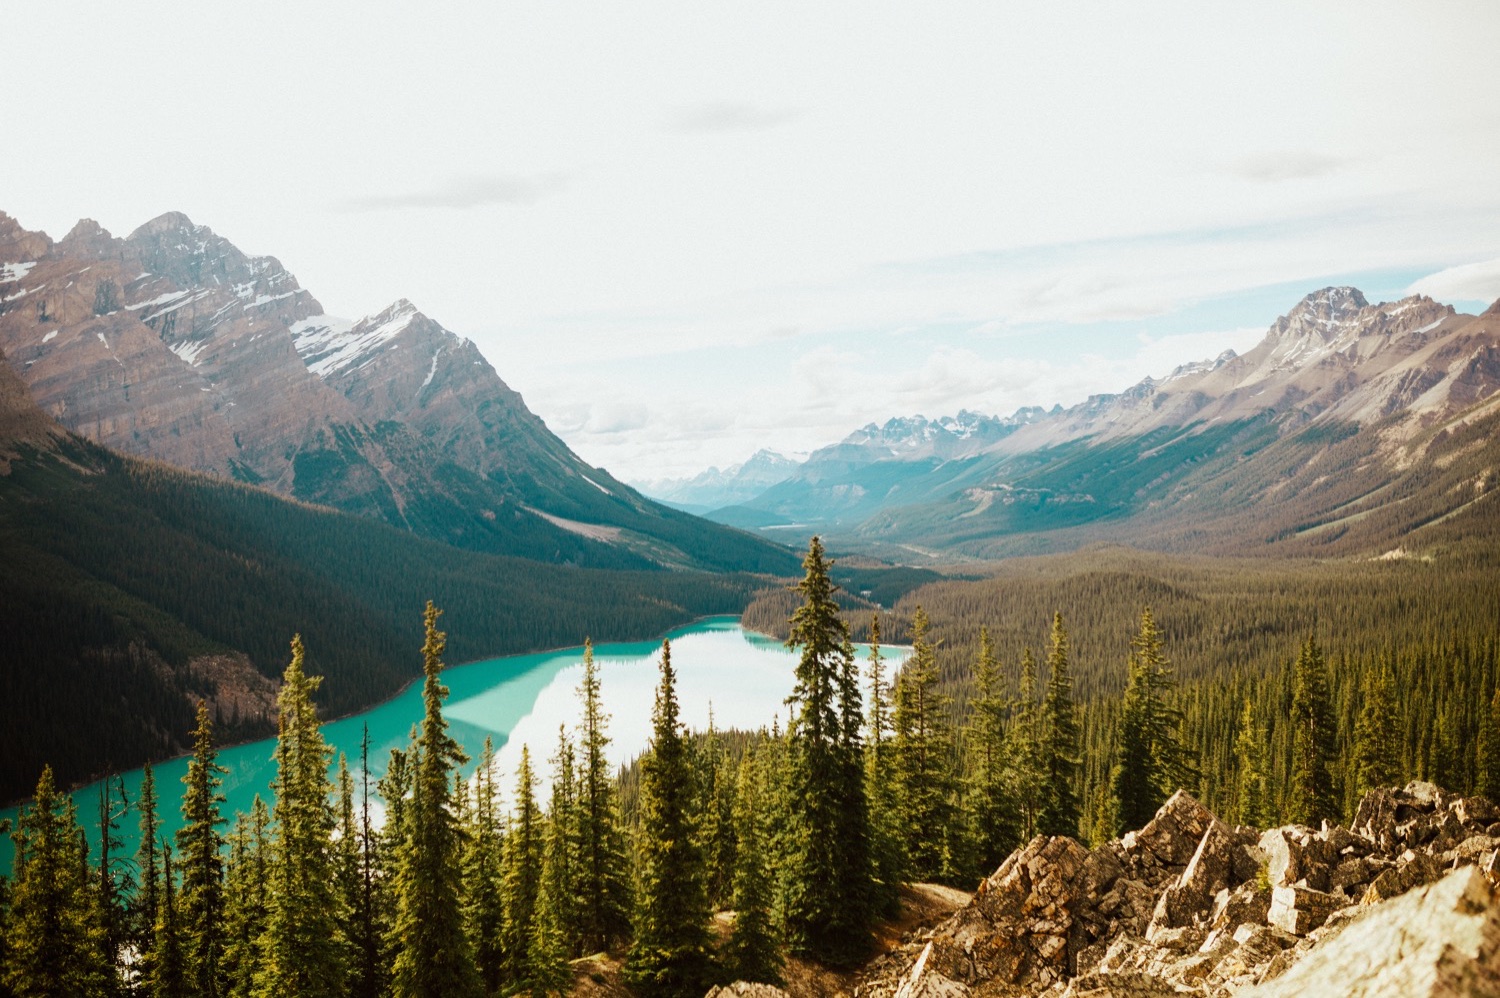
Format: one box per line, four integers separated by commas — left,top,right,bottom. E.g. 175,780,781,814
0,616,908,874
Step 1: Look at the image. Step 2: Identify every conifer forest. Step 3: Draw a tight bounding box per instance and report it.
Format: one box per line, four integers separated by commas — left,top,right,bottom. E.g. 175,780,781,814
3,537,1499,997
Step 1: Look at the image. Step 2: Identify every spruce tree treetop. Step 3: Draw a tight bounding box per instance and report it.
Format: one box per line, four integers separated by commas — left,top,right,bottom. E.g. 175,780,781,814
390,601,483,998
179,699,228,998
625,639,715,998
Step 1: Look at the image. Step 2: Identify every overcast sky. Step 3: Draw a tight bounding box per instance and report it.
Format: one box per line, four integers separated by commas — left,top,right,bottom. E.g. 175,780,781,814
7,1,1500,481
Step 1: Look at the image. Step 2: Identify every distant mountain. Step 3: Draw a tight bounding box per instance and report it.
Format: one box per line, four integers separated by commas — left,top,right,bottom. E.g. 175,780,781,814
714,288,1500,560
636,449,803,512
0,210,798,575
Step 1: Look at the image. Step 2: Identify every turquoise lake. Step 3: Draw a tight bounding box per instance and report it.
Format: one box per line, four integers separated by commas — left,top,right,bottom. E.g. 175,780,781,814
1,616,906,874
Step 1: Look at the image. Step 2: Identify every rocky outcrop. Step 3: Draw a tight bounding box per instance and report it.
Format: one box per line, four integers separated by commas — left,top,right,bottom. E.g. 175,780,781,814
859,783,1500,998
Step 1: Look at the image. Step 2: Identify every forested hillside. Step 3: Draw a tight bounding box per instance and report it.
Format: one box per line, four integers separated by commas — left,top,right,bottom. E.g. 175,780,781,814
0,430,766,802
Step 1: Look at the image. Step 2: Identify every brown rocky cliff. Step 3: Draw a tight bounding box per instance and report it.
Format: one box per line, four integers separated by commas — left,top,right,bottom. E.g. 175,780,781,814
860,783,1500,998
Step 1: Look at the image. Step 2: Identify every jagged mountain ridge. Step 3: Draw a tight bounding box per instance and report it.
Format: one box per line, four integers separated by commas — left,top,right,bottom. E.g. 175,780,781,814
0,209,799,574
712,287,1500,559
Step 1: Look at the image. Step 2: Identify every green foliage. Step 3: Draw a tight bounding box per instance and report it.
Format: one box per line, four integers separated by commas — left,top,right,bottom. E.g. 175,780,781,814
863,615,904,915
462,739,506,995
625,640,716,998
574,641,633,954
722,749,782,985
1038,614,1082,838
781,538,874,967
1351,669,1400,801
178,701,227,998
221,798,269,998
1481,689,1500,803
389,603,484,998
1289,634,1338,827
1232,700,1269,828
894,607,955,881
964,626,1021,872
1109,608,1190,833
253,636,346,995
0,439,771,801
3,766,112,997
134,764,161,961
501,745,543,990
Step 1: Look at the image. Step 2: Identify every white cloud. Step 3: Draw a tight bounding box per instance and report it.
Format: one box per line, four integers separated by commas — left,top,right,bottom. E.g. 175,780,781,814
1407,258,1500,306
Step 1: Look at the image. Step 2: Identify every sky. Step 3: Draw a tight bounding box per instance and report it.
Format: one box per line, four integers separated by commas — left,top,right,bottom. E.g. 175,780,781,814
6,1,1500,482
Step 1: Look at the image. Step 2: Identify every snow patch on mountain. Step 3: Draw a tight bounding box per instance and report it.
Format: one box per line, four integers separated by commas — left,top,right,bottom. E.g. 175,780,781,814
292,301,427,379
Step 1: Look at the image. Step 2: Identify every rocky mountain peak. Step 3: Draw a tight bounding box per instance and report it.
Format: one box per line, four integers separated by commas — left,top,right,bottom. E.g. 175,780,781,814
58,218,122,257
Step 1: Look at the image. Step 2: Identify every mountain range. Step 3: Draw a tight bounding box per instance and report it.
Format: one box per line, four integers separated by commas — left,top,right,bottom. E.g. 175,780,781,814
0,210,796,575
659,287,1500,561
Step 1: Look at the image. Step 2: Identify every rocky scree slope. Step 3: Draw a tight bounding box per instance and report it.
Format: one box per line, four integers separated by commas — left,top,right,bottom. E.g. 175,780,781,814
858,782,1500,997
0,210,796,573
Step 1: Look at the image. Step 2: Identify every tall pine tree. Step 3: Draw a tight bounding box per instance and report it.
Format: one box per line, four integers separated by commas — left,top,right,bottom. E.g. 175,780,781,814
1351,668,1400,800
781,537,873,967
965,626,1020,874
463,739,506,994
134,764,161,962
1480,688,1500,804
501,745,543,989
1289,634,1338,827
254,635,346,995
1109,608,1189,833
1038,614,1082,838
389,602,483,998
1008,648,1045,840
574,640,633,954
3,765,111,997
893,606,955,882
178,701,228,998
721,748,782,986
624,640,715,998
863,615,903,916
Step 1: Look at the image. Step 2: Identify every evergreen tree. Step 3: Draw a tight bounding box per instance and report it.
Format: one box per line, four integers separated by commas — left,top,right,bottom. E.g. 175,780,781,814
698,720,738,911
780,537,873,966
965,626,1020,874
1008,648,1045,840
135,764,161,960
1351,668,1400,800
389,602,483,998
1288,634,1338,827
893,607,955,881
544,729,583,951
721,750,782,986
3,765,111,997
624,640,715,998
254,635,346,995
1038,613,1082,838
1480,688,1500,804
501,745,543,989
1109,608,1190,833
349,727,390,998
574,640,633,954
1232,700,1269,828
863,615,904,916
178,701,228,998
531,741,584,997
221,798,270,998
144,844,188,998
95,771,133,988
462,739,506,994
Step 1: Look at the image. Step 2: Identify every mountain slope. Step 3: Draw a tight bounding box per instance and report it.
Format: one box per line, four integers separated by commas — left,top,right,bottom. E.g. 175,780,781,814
0,210,798,574
721,288,1500,561
0,375,765,800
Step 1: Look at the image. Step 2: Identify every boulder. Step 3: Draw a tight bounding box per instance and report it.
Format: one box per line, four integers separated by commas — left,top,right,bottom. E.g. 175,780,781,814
1146,819,1236,935
1361,851,1444,904
1258,826,1329,891
1267,885,1341,935
890,942,971,998
1130,791,1220,869
1235,866,1500,997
